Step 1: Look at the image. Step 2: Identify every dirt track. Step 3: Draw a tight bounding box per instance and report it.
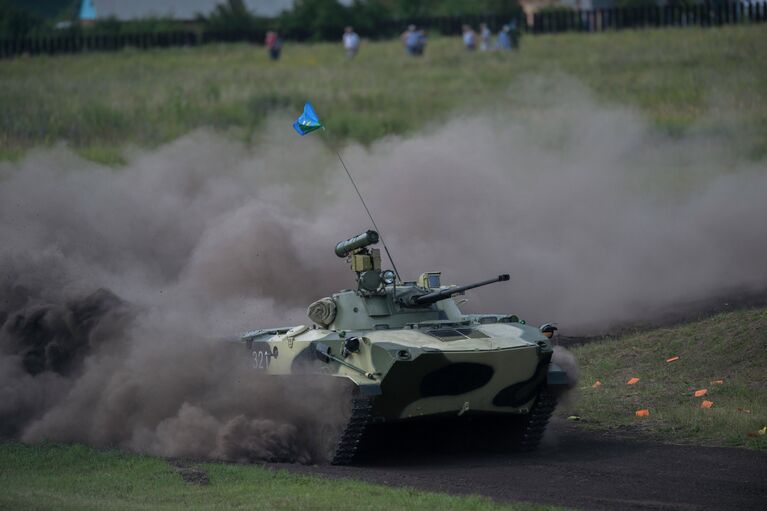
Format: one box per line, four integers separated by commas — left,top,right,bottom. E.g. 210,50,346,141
275,420,767,511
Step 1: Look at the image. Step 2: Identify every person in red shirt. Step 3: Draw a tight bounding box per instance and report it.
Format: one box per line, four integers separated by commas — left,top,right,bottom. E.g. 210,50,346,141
265,30,283,60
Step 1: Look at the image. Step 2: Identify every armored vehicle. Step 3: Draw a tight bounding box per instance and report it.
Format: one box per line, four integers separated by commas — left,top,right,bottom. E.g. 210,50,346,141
238,231,568,464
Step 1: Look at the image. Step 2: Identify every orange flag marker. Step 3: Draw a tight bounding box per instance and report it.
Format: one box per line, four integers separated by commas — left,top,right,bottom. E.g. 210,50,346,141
627,377,640,385
666,356,680,363
700,400,714,409
710,380,724,385
694,389,708,397
635,409,650,417
592,380,602,388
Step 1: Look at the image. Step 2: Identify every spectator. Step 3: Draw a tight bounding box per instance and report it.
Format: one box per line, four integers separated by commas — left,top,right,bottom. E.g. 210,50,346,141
479,22,492,51
265,30,283,60
496,25,511,50
508,19,521,50
343,26,360,58
401,25,426,56
462,25,476,51
417,29,427,54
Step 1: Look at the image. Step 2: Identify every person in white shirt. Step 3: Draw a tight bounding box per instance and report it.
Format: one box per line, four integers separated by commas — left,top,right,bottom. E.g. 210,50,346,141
462,25,476,51
343,26,360,58
479,22,492,51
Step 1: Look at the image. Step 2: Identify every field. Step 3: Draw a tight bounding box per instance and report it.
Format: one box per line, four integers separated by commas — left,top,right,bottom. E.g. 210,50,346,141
2,24,766,510
1,25,766,163
568,307,767,450
1,309,763,510
0,442,563,511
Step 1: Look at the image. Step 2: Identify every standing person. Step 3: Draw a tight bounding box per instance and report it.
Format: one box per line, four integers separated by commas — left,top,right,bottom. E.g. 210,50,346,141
265,30,283,60
508,19,521,50
496,24,511,50
401,25,425,56
462,25,476,51
342,26,360,58
479,22,492,51
417,28,427,55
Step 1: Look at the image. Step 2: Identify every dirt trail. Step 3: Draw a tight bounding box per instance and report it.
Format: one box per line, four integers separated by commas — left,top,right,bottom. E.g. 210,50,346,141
275,420,767,511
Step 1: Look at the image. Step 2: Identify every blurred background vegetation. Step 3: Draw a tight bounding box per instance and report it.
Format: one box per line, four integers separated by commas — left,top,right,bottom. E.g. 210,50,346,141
1,1,765,164
1,24,765,164
0,0,523,40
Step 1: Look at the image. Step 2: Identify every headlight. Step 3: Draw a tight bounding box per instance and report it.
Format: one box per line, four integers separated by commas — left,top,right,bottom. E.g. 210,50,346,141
382,270,396,285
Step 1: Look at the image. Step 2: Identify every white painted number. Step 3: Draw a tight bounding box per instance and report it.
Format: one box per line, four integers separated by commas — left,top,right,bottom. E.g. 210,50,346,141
252,349,272,369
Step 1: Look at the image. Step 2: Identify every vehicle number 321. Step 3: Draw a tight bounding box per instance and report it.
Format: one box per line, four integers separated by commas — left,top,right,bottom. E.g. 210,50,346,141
252,349,273,369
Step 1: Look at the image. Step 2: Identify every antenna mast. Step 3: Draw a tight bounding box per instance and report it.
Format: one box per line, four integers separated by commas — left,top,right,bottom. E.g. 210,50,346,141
334,151,402,282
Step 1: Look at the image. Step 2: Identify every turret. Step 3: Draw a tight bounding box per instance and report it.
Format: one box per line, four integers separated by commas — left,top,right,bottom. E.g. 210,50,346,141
306,231,511,329
334,230,396,294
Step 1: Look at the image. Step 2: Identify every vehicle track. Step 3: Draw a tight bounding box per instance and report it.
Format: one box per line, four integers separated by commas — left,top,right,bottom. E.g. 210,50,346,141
277,419,767,511
331,397,373,465
517,391,557,451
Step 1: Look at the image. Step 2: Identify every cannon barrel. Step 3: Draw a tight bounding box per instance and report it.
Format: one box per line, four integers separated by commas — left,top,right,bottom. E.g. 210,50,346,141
335,230,379,258
412,274,510,306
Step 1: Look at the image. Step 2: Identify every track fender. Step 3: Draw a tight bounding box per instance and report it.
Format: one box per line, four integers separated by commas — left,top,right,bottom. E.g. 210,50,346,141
547,362,570,390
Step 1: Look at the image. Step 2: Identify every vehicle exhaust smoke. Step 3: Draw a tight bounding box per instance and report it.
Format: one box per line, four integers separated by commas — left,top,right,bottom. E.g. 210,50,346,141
1,78,765,461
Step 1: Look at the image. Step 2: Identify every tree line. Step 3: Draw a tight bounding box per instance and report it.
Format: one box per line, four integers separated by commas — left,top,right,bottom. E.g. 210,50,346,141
1,0,759,48
0,0,522,40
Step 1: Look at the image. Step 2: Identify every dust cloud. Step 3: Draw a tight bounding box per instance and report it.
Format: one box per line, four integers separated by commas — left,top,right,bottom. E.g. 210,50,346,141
0,134,351,462
1,78,765,460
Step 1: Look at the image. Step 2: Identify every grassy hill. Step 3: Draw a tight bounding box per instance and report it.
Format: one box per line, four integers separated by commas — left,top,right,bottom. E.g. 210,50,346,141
1,25,765,163
568,307,767,450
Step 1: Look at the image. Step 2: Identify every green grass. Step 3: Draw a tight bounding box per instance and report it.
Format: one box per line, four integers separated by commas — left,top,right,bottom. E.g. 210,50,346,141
1,25,766,163
0,443,564,511
568,307,767,450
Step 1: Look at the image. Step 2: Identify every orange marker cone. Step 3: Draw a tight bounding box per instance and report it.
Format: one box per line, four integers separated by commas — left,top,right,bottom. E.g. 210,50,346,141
694,389,708,397
627,377,640,385
666,356,679,363
700,400,714,409
635,409,650,417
